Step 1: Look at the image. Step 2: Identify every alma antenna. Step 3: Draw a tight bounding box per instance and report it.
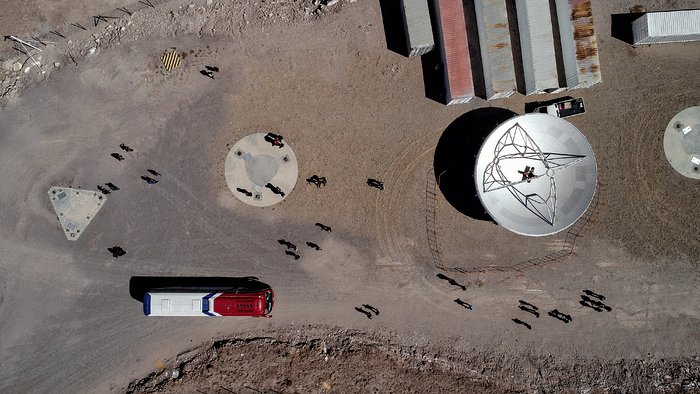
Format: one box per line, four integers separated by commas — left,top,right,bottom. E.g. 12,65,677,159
474,114,597,236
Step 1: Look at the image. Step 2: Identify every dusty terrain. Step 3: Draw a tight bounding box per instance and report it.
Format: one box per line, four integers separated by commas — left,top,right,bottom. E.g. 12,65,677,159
0,0,699,393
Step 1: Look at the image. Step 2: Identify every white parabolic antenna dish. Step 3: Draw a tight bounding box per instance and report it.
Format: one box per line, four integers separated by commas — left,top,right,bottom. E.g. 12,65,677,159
474,114,597,236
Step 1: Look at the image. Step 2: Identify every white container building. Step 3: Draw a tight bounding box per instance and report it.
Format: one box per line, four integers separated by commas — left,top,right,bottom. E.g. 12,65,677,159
633,10,700,45
400,0,435,56
474,0,517,99
515,0,559,94
555,0,602,89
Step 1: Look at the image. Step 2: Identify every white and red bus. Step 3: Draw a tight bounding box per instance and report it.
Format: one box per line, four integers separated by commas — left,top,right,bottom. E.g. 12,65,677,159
144,288,274,317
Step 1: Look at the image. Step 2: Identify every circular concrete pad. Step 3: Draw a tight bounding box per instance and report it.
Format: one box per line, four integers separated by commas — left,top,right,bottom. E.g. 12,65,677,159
225,133,299,206
663,106,700,179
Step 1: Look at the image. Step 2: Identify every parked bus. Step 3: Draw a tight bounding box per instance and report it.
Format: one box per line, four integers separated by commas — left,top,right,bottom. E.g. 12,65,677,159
144,288,274,317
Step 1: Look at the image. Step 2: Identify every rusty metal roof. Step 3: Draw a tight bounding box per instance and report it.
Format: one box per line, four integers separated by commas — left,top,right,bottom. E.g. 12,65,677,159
434,0,474,104
555,0,601,89
474,0,517,99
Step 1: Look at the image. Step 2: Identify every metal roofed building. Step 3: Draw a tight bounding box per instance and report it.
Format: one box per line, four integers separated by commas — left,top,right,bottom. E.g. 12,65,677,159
632,9,700,44
474,0,517,100
515,0,559,94
433,0,475,104
400,0,435,56
474,114,597,236
555,0,601,89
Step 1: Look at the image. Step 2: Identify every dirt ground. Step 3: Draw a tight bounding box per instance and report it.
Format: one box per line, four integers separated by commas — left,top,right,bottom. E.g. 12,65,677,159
125,326,699,393
0,0,699,393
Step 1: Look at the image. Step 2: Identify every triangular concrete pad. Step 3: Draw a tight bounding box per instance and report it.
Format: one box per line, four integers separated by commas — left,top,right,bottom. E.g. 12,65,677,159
48,186,107,241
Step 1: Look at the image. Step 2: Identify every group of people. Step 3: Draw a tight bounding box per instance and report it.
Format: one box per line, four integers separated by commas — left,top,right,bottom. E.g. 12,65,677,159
265,182,285,197
518,165,537,182
97,182,119,195
200,65,220,79
366,178,384,190
235,187,253,197
579,291,611,312
355,304,380,319
141,169,161,185
264,132,284,148
512,290,609,330
277,221,331,260
515,300,575,327
306,175,327,188
111,143,134,161
108,246,126,258
106,144,165,259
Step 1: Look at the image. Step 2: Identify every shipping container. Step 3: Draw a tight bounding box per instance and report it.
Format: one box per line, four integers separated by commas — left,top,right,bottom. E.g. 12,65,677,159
515,0,559,94
433,0,475,104
400,0,435,56
474,0,517,99
633,10,700,44
555,0,601,89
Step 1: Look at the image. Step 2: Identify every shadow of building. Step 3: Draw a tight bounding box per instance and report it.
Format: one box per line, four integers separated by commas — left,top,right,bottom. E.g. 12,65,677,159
611,13,645,44
379,0,409,56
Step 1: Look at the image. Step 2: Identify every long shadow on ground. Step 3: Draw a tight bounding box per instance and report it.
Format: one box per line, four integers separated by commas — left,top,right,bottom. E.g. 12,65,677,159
129,276,271,302
433,107,517,221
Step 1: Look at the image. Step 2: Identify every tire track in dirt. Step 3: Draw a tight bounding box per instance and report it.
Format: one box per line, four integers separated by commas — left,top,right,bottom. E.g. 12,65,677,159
604,98,700,259
374,129,440,271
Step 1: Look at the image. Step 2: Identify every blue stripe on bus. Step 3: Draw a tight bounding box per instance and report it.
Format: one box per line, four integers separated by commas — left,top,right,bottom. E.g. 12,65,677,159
143,293,151,316
202,292,216,316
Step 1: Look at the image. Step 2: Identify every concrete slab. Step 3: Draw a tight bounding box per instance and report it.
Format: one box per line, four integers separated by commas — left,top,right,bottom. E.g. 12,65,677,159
224,133,299,207
47,186,107,240
663,106,700,179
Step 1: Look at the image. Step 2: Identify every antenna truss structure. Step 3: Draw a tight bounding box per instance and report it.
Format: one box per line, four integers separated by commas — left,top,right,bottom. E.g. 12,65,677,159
482,123,585,225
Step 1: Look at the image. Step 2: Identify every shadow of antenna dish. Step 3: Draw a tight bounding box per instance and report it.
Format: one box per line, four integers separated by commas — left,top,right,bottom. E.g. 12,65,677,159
474,114,597,236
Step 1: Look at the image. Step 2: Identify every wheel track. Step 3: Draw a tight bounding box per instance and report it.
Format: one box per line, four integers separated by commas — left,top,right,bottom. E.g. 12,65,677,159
374,128,442,271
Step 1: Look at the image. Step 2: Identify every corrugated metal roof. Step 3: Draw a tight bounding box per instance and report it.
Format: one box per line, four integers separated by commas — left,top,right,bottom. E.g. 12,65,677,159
474,0,517,99
401,0,434,56
633,10,700,44
434,0,474,104
555,0,601,89
516,0,559,94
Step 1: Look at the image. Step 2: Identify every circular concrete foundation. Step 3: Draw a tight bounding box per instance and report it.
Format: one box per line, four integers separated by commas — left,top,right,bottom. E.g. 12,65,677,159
663,106,700,179
224,133,299,207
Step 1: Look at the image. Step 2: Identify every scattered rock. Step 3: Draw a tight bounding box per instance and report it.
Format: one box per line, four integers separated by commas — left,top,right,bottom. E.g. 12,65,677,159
87,47,96,55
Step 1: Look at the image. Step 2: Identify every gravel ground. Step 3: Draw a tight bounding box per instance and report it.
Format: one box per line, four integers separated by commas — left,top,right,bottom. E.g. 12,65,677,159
0,0,698,393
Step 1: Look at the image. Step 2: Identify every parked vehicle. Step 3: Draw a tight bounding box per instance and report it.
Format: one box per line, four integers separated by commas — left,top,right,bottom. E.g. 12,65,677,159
144,288,274,317
534,97,586,118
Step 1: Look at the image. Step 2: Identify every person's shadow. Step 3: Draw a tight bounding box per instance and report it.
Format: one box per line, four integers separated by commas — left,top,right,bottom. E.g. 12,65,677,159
433,108,518,221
